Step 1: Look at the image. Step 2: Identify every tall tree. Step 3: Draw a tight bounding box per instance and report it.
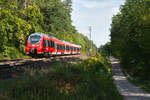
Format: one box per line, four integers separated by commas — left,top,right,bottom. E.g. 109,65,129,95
110,0,150,80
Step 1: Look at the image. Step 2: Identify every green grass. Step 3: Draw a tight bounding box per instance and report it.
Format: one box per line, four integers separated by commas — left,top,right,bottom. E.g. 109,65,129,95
0,54,123,100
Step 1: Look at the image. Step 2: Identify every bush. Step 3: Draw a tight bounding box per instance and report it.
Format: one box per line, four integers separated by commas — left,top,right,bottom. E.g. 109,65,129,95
1,46,25,59
0,55,123,100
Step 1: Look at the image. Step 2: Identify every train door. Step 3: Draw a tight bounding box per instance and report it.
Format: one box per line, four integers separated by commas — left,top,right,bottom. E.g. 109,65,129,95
43,39,49,54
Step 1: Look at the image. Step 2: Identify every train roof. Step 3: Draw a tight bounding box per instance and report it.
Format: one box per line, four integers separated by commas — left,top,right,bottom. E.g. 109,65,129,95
29,32,81,48
61,40,81,47
30,32,58,40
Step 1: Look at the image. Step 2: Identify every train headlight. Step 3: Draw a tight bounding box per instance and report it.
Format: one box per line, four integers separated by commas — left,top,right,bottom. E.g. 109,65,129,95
37,43,39,46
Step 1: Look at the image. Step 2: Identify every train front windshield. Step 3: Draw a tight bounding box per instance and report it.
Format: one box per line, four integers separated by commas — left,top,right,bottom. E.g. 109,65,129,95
29,35,41,44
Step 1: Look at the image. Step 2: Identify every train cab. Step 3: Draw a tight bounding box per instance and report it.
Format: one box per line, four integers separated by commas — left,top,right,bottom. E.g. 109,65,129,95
26,33,44,55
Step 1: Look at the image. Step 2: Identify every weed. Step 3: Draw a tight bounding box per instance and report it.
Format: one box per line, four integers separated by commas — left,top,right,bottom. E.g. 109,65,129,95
0,54,123,100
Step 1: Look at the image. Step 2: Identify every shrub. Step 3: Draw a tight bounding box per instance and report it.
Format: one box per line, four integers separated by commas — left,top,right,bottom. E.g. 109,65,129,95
0,55,123,100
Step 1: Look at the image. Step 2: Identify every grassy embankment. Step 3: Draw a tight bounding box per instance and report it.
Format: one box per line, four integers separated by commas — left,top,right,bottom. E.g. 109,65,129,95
0,47,30,60
123,70,150,93
0,54,123,100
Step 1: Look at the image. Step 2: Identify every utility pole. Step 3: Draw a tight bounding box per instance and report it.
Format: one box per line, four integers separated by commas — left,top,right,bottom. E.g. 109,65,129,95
89,26,92,40
89,26,92,56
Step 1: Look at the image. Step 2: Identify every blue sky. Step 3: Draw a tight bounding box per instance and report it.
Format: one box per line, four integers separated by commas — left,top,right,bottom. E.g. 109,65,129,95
71,0,125,47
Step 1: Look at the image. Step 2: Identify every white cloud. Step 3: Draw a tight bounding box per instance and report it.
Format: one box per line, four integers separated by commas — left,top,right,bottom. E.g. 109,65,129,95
81,1,112,8
73,0,113,9
112,7,120,15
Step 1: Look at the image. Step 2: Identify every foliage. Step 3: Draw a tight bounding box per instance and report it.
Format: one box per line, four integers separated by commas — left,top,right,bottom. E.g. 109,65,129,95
100,42,112,56
0,46,29,59
0,55,123,100
0,0,97,59
127,74,150,93
110,0,150,81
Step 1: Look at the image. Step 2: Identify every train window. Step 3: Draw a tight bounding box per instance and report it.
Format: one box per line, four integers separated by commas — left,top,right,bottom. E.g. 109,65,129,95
60,45,61,50
48,41,49,47
57,45,58,50
50,41,52,47
62,45,63,50
54,42,56,47
29,35,41,44
59,45,61,50
51,41,53,47
44,40,46,47
64,45,65,50
69,46,70,50
63,45,64,50
54,42,55,47
58,45,64,50
51,41,55,47
44,40,48,47
57,44,61,50
61,45,63,50
71,47,73,51
53,41,54,47
48,41,51,47
56,45,58,50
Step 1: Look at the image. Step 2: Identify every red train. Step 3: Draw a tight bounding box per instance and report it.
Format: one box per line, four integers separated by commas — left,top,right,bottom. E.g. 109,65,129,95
26,32,82,56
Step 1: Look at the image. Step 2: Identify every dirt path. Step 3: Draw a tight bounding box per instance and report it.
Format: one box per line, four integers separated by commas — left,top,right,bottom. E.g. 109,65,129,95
110,57,150,100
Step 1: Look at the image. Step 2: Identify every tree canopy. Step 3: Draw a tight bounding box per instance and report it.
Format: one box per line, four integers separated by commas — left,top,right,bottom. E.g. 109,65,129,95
110,0,150,80
0,0,97,58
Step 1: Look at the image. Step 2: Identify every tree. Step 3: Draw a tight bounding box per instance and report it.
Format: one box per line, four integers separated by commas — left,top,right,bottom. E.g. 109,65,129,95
110,0,150,80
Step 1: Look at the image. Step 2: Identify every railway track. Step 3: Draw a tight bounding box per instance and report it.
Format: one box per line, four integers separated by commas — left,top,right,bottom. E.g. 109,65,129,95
0,55,82,79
